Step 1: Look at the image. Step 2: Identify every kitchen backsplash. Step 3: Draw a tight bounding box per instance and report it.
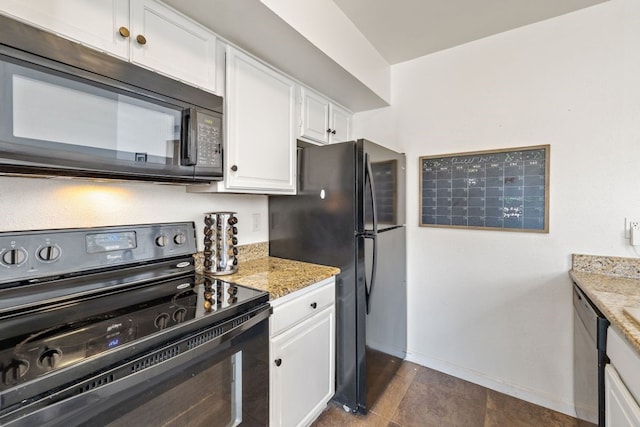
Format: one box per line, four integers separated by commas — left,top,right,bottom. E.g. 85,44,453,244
572,254,640,279
0,176,269,248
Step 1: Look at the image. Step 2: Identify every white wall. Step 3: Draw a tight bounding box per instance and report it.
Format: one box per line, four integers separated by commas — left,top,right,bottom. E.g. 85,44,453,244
354,0,640,416
0,177,268,250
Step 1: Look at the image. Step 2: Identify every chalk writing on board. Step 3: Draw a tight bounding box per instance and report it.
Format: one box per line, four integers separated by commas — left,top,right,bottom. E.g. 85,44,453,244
419,145,549,233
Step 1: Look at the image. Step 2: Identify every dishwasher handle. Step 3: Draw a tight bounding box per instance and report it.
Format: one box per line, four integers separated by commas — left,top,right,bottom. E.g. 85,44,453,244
573,284,599,343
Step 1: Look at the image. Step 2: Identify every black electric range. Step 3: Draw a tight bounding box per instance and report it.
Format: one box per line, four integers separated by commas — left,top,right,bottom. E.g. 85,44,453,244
0,222,270,426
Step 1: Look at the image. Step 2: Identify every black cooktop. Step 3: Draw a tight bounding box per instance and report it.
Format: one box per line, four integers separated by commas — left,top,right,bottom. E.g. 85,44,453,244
0,273,268,391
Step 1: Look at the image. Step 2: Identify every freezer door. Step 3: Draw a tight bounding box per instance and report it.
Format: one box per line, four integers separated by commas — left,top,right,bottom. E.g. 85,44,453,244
361,140,406,231
365,226,407,359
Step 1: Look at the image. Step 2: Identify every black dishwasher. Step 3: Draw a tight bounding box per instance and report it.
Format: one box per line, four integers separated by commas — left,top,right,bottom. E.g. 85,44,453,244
573,282,609,426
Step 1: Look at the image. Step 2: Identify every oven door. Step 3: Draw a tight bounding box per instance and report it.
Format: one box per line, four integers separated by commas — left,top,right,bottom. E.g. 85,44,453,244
1,307,270,427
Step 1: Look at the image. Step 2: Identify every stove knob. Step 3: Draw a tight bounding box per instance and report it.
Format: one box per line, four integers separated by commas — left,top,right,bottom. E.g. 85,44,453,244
37,245,61,262
155,235,169,247
2,359,29,385
173,233,187,246
38,349,61,370
154,313,171,330
173,307,187,323
2,248,27,266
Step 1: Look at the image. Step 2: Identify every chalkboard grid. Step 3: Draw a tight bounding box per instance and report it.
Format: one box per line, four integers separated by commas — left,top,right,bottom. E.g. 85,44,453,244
420,146,549,232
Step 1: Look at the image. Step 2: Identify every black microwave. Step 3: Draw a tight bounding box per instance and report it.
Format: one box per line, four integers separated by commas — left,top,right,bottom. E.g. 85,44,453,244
0,15,223,183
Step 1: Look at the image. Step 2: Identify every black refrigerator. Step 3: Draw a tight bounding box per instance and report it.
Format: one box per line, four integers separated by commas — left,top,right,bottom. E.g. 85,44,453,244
269,139,407,414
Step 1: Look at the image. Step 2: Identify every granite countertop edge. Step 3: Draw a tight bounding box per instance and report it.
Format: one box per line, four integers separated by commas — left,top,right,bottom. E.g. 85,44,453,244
569,269,640,356
199,256,340,300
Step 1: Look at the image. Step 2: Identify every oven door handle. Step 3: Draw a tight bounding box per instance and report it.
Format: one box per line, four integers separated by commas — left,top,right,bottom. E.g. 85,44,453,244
2,305,271,427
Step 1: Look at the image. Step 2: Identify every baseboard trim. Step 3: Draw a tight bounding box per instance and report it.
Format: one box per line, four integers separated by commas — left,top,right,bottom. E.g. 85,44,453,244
404,350,578,418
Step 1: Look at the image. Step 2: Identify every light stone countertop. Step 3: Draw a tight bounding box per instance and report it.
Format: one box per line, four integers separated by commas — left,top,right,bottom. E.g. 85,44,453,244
570,254,640,356
193,242,340,300
204,256,340,300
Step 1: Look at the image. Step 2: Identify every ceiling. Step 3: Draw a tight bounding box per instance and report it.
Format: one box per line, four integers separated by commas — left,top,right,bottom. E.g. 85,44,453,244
332,0,609,64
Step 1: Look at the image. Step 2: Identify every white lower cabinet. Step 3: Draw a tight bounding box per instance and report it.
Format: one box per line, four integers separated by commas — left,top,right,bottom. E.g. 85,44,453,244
605,365,640,426
270,278,335,427
606,327,640,427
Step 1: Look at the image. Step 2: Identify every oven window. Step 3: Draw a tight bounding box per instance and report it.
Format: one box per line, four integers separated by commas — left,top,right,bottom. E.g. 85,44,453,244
94,321,269,427
107,351,243,427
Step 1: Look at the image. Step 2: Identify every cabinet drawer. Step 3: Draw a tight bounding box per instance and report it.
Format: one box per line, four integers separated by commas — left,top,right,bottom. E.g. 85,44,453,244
271,279,335,336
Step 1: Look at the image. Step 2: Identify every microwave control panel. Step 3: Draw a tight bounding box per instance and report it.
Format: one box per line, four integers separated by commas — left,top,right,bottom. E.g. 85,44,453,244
196,113,222,168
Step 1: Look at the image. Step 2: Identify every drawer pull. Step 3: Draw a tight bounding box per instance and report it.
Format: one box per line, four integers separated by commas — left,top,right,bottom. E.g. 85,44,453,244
274,358,282,367
310,302,317,309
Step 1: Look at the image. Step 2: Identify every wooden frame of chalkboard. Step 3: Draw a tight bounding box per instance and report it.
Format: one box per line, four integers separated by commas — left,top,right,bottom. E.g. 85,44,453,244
419,145,549,233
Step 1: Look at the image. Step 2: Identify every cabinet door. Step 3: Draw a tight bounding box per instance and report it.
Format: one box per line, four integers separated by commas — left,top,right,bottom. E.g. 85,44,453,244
605,365,640,427
329,103,352,144
300,87,330,145
225,47,296,194
130,0,216,92
0,0,129,59
271,305,335,427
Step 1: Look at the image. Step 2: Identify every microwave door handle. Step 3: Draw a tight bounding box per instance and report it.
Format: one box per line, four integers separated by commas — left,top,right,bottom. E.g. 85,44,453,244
181,108,197,166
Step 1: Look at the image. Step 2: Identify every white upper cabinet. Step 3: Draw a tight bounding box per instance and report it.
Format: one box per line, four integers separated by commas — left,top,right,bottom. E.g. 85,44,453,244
299,87,352,145
190,46,297,194
0,0,219,94
329,102,352,143
129,0,216,92
0,0,130,59
225,47,296,193
300,88,330,143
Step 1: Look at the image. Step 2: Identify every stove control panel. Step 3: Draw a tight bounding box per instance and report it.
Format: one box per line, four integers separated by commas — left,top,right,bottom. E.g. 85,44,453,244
0,222,197,285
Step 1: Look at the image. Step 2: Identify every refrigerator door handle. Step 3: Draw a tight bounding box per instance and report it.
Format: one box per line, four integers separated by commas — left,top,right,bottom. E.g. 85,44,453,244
363,233,377,314
364,153,378,314
365,153,378,234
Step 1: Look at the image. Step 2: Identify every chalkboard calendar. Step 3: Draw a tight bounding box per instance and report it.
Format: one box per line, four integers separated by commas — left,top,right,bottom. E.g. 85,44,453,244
419,145,549,232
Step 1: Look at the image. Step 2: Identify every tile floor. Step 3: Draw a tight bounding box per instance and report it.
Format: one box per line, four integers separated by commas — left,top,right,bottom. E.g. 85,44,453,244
312,351,594,427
